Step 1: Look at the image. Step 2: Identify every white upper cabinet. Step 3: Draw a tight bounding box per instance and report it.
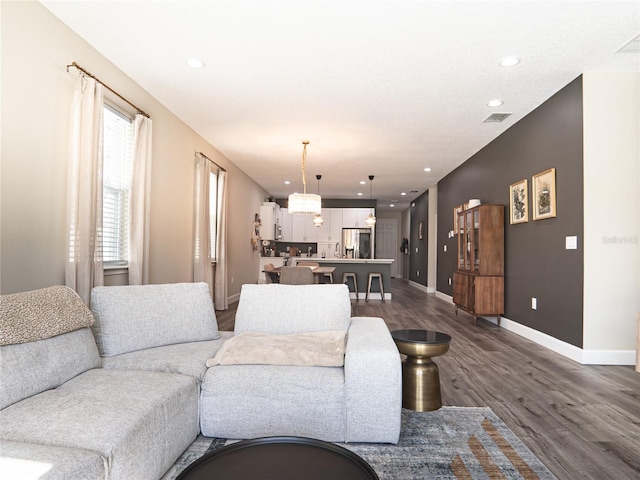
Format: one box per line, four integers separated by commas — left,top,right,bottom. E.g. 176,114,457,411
330,209,343,243
341,209,357,228
316,208,336,242
280,208,293,241
342,208,372,228
259,202,280,240
304,216,318,242
356,208,372,228
279,207,373,242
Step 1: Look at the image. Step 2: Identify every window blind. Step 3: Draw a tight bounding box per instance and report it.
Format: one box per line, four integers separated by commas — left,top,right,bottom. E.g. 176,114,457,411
209,170,218,261
102,104,133,265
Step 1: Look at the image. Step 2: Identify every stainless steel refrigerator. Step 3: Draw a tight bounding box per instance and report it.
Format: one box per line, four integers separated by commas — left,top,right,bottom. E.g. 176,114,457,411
342,228,372,259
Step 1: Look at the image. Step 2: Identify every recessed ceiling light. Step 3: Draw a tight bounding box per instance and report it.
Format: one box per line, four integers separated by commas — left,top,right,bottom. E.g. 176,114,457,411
357,192,363,196
487,99,503,107
401,192,407,196
389,204,395,208
499,57,520,67
360,181,366,185
284,180,291,185
424,167,432,172
186,58,206,69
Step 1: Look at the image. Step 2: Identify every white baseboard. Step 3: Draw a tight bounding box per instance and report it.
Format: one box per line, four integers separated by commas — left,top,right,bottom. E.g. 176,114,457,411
228,293,240,305
408,281,430,293
580,349,637,365
435,291,453,303
499,315,636,365
433,291,636,366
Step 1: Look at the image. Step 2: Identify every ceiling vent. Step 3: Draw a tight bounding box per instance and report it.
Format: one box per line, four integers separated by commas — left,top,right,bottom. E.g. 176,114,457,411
617,33,640,53
483,112,512,123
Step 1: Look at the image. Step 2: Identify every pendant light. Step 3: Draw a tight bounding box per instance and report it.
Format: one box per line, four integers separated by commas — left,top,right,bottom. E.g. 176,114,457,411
312,175,324,227
288,141,321,215
365,175,376,227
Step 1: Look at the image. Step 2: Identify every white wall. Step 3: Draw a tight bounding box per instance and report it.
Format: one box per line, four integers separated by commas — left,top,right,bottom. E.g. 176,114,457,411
1,2,269,301
582,72,640,354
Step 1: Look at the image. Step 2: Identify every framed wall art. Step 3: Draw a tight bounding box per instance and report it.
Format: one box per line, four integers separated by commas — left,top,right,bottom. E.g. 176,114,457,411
532,168,556,220
509,179,528,224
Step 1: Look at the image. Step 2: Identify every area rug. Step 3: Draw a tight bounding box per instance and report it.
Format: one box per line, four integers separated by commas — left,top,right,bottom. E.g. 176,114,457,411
162,407,556,479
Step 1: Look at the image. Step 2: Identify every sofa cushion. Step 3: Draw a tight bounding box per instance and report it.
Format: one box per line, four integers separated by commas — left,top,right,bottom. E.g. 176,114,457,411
101,332,233,382
200,364,346,441
0,328,101,410
0,285,94,346
0,440,106,480
234,284,351,335
0,369,199,480
90,282,219,356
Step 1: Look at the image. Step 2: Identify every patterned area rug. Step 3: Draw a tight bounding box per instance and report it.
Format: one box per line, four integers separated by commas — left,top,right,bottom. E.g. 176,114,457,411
162,407,556,479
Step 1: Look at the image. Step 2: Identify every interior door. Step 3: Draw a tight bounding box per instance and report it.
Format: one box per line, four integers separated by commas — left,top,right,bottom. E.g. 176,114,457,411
375,218,398,277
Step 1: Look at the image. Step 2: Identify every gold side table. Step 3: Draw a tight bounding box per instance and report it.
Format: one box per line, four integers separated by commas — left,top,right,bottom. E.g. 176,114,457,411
391,329,451,412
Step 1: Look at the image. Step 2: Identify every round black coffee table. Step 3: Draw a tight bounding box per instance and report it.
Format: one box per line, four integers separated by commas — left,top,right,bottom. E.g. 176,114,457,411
176,436,378,480
391,329,451,412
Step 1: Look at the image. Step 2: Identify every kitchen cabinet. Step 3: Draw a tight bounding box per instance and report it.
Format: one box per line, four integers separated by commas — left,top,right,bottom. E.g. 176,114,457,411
259,202,281,241
341,208,356,228
452,204,504,326
315,209,332,242
316,208,343,243
291,213,318,242
304,215,318,242
280,208,293,241
281,207,373,243
342,208,373,228
330,209,343,243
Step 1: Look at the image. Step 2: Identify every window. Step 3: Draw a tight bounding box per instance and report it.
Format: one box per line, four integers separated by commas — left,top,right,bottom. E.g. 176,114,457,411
102,104,133,265
209,170,218,261
194,156,221,265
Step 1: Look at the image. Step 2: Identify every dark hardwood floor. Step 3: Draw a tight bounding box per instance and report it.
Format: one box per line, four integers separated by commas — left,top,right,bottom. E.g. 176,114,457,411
216,279,640,480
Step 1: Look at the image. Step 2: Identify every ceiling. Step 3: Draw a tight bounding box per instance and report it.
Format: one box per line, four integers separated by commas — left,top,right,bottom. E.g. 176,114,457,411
41,1,639,212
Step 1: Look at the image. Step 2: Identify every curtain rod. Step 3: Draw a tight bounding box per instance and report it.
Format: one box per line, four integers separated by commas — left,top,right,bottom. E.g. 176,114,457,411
196,152,227,172
66,62,150,118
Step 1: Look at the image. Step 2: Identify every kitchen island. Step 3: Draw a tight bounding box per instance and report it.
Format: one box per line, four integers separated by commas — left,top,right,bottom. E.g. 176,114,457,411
292,257,394,300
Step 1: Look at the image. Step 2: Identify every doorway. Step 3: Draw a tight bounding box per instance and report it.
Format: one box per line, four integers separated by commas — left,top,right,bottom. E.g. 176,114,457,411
375,218,399,277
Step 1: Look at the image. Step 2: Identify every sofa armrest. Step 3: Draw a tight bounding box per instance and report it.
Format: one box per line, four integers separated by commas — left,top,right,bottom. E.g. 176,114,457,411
344,317,402,443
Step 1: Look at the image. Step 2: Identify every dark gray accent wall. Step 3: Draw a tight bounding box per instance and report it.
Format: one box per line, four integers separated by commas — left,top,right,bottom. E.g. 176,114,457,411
409,191,429,286
437,76,584,347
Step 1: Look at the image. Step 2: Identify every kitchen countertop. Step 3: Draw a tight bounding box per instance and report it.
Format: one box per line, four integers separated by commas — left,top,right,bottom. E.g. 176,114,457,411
309,258,394,264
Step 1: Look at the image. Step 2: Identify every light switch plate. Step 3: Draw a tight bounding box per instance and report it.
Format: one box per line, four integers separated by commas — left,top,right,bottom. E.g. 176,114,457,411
566,236,578,249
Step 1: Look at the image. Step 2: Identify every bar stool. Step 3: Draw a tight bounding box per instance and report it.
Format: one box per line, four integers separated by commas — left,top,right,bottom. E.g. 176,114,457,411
323,272,334,283
366,272,385,302
342,272,358,302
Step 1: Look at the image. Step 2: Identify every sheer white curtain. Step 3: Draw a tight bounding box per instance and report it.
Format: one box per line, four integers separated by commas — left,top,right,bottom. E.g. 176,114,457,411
193,153,214,294
65,76,104,305
193,153,228,310
128,114,153,285
214,170,228,310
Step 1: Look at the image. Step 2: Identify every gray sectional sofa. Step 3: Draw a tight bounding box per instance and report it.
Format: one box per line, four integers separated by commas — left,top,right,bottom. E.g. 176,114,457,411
0,282,401,479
